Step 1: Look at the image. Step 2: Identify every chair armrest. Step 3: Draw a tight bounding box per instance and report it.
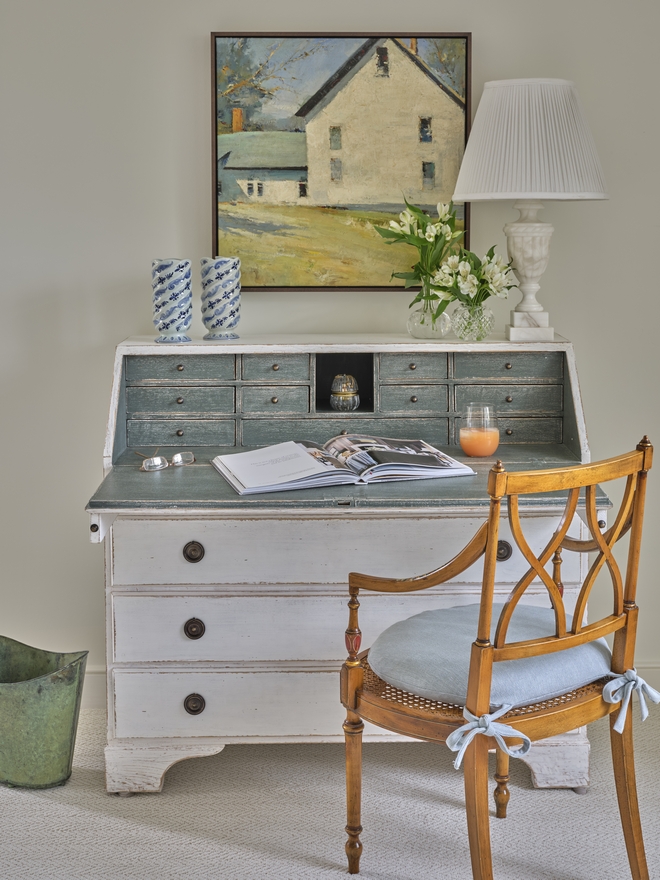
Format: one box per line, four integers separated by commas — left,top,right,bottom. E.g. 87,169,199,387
348,521,489,593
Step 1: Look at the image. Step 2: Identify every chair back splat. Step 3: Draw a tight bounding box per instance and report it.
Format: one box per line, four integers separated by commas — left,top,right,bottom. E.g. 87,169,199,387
340,437,656,880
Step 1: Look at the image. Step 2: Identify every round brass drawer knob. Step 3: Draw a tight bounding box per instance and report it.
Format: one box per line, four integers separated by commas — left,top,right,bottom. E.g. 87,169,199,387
505,429,513,436
184,693,205,715
184,618,205,640
505,362,512,370
183,541,205,563
176,397,184,405
176,364,185,371
598,520,607,529
505,396,513,403
176,429,184,437
272,364,280,371
90,523,99,533
271,396,279,404
410,396,418,403
497,540,513,561
409,363,417,370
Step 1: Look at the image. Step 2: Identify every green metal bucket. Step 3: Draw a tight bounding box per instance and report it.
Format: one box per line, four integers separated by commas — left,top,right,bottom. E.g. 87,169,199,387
0,635,87,788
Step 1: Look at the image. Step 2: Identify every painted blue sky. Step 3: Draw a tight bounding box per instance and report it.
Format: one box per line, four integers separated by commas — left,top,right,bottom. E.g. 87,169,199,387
215,36,466,129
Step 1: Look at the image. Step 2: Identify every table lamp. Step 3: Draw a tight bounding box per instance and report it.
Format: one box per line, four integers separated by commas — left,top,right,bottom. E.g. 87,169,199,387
452,78,608,341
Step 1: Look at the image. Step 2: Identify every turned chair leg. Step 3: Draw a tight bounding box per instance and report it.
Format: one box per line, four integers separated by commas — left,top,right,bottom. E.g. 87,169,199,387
494,747,510,819
610,710,650,880
344,710,364,874
464,735,495,880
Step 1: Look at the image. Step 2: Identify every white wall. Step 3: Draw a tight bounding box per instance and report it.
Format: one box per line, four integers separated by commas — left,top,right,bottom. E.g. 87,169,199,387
1,0,658,708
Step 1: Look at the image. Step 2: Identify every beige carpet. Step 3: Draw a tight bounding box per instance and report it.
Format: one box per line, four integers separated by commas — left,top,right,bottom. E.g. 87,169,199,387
1,709,658,879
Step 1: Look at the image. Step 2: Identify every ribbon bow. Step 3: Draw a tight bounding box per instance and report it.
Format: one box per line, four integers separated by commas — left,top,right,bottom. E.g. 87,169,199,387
446,704,532,770
603,669,660,734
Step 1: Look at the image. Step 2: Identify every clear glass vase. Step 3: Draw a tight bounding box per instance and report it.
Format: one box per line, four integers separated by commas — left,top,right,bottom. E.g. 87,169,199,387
407,297,451,339
451,302,495,342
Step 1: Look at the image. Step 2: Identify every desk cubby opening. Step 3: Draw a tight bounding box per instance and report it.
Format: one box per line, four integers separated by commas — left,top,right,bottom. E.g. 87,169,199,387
315,353,374,413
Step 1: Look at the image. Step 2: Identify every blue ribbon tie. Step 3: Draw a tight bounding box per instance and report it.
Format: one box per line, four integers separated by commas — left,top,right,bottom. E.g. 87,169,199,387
602,668,660,734
446,704,532,770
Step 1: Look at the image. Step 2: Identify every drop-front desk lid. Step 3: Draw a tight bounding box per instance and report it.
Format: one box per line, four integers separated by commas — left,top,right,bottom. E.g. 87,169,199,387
87,444,610,513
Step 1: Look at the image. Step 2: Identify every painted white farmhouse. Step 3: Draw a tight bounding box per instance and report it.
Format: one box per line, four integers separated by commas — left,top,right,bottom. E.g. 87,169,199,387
216,38,465,210
296,37,465,209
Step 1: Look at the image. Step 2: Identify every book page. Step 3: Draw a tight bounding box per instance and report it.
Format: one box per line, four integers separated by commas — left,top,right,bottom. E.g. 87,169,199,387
215,441,330,490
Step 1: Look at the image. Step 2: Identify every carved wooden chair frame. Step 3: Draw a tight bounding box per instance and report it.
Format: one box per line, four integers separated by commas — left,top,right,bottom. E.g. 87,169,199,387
340,437,653,880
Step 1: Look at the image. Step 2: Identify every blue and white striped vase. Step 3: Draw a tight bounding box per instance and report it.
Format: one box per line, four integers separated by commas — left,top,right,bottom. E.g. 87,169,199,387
200,257,241,341
151,259,193,343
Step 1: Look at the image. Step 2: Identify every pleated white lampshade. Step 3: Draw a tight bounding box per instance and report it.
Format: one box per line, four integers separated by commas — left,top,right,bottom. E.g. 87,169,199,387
453,78,608,201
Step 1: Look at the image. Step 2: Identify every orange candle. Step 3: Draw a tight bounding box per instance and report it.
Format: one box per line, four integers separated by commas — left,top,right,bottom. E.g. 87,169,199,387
459,427,500,457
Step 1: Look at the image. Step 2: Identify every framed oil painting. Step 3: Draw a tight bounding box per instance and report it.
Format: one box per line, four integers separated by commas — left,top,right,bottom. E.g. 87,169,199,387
212,33,471,290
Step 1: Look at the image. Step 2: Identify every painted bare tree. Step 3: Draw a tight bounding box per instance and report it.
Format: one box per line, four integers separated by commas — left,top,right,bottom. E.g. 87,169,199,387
422,38,466,98
216,37,331,131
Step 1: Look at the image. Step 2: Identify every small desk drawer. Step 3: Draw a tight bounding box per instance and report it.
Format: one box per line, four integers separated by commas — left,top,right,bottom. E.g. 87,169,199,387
454,417,562,444
241,418,449,447
380,353,448,380
241,385,309,414
241,354,310,381
125,355,235,383
126,386,235,417
455,385,562,414
127,419,235,447
454,352,563,380
379,385,449,414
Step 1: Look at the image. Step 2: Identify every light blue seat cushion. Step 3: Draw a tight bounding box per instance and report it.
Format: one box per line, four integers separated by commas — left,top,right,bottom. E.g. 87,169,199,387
368,603,612,709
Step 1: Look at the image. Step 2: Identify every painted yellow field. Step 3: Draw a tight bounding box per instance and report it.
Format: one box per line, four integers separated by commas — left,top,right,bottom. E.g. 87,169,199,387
216,203,426,288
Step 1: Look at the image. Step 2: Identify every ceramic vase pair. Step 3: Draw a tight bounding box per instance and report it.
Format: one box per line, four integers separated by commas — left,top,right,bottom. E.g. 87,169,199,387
151,257,241,343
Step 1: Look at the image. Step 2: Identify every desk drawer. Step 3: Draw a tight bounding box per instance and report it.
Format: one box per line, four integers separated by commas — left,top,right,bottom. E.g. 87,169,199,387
241,385,309,414
380,353,448,380
379,385,449,414
454,352,563,380
453,417,562,444
455,385,562,415
241,418,449,447
125,355,235,383
112,593,462,663
126,386,235,417
113,670,345,738
241,354,310,381
111,515,582,586
127,419,235,446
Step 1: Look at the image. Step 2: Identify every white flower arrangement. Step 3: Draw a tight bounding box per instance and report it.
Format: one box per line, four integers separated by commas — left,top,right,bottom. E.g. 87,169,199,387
377,200,464,323
431,246,517,309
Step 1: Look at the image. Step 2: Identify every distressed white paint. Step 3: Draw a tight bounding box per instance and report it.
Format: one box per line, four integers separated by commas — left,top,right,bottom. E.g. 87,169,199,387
111,514,583,587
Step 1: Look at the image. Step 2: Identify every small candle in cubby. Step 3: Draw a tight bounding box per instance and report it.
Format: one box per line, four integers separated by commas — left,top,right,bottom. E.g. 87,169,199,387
459,404,499,457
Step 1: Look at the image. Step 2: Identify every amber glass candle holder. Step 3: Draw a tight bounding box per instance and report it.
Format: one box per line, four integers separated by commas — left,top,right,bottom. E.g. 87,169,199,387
459,404,500,457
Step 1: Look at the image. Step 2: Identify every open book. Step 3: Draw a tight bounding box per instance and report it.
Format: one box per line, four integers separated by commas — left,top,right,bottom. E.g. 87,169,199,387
211,434,475,495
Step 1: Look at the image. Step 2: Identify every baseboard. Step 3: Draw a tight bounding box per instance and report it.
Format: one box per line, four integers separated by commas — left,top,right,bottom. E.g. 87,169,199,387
81,666,106,710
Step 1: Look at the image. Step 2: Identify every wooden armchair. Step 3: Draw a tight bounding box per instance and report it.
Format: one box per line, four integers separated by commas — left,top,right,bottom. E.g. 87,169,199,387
341,437,658,880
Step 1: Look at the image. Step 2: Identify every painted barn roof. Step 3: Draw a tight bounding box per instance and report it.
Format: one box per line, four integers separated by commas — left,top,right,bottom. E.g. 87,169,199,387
218,132,307,170
295,37,465,120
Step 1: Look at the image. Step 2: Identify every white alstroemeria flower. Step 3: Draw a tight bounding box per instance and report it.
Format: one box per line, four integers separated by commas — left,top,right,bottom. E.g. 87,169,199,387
458,261,472,278
437,203,451,221
425,226,437,242
441,224,452,241
389,220,402,232
446,254,460,271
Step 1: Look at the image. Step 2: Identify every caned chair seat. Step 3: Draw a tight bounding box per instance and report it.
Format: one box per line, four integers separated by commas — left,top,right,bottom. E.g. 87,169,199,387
368,602,612,709
340,439,658,880
360,654,612,727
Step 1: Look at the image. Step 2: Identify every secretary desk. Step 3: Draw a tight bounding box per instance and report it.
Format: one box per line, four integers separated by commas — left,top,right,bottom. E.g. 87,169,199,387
87,334,605,794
